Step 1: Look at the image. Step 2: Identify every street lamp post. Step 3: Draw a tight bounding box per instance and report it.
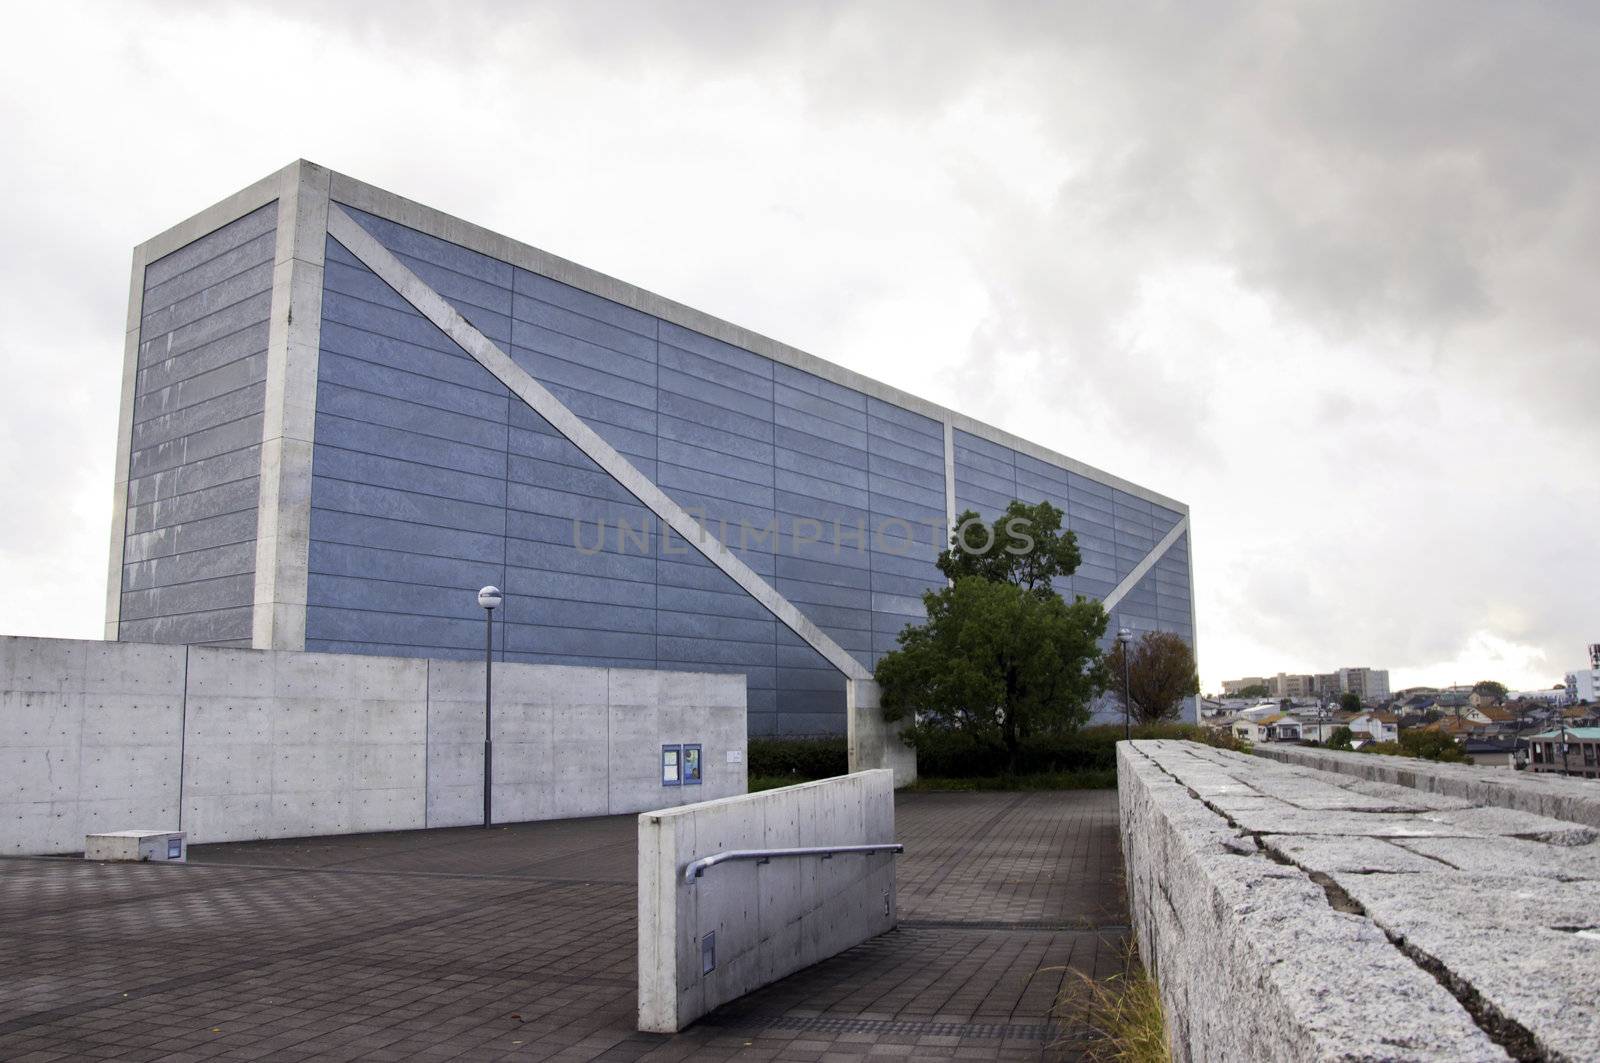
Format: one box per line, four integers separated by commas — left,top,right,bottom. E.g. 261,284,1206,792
477,585,502,828
1117,628,1133,741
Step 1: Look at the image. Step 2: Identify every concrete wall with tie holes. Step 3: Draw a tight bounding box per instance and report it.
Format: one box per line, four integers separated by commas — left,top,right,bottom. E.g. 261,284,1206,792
1,634,745,854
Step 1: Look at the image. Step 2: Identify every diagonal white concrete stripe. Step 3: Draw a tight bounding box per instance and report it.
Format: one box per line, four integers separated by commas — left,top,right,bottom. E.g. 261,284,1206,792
1100,514,1190,613
326,205,873,681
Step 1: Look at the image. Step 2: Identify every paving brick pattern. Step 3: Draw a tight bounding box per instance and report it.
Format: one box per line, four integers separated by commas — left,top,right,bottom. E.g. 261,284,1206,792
0,791,1125,1062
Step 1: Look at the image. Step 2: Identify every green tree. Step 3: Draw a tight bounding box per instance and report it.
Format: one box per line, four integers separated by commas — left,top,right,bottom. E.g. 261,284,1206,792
938,499,1081,590
1106,631,1201,724
1472,680,1508,703
1359,730,1473,764
877,502,1108,770
1237,683,1269,699
1327,725,1354,751
1399,729,1472,763
1339,692,1362,714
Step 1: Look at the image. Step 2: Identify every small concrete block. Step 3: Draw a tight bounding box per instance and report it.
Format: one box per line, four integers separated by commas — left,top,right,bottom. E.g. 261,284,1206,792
85,829,186,863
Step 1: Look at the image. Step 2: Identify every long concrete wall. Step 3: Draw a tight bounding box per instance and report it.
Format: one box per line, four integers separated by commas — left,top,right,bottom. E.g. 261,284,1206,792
1122,740,1599,1060
637,769,897,1033
1254,741,1600,830
2,635,745,854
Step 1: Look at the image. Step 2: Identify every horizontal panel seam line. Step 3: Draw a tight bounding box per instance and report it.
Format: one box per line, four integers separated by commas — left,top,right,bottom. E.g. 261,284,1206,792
326,207,872,682
140,256,278,318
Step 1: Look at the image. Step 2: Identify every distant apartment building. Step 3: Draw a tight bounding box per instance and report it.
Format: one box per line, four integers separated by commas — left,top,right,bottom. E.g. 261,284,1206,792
1566,643,1600,704
1338,667,1391,702
1271,673,1316,699
1512,688,1569,707
1225,667,1389,701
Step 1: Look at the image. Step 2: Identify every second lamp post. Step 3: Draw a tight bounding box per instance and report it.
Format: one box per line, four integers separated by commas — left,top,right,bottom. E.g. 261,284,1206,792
1117,627,1133,740
477,585,502,828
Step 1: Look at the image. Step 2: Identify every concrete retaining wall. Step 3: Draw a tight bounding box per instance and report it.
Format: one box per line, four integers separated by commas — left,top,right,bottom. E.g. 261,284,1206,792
1124,740,1600,1060
2,635,745,853
0,639,187,856
1254,742,1600,830
637,769,896,1033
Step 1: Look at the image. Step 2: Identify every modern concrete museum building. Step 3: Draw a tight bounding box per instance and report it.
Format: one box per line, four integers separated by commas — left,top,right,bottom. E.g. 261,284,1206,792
106,161,1195,736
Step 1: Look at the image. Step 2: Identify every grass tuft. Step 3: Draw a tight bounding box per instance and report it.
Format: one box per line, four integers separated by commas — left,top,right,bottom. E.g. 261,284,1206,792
1054,941,1168,1063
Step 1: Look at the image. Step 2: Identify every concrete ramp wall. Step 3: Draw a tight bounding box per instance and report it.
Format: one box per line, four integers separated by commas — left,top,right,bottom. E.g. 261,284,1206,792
637,769,897,1033
2,635,746,854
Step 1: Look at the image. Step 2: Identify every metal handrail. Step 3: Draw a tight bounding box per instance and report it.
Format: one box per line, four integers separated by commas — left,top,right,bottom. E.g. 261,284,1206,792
682,843,903,884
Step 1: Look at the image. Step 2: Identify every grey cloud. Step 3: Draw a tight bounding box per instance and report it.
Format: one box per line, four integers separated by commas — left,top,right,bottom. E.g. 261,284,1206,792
0,0,1594,689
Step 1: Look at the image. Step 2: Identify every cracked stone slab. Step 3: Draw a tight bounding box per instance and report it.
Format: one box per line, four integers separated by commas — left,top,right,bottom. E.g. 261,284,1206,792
1261,834,1447,876
1221,805,1492,839
1414,805,1600,845
1121,743,1510,1061
1392,835,1600,881
1333,870,1600,1061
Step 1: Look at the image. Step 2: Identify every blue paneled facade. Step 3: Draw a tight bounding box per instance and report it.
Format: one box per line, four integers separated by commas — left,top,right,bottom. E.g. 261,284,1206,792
119,203,278,647
951,428,1191,656
294,202,1192,734
115,173,1191,736
112,191,1190,736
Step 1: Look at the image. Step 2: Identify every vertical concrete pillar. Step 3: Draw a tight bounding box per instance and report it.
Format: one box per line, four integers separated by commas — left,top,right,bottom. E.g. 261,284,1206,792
252,161,330,651
103,245,147,641
846,679,916,787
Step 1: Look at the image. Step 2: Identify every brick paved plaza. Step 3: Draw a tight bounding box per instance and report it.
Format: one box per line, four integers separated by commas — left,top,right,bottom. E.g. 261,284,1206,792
0,791,1127,1062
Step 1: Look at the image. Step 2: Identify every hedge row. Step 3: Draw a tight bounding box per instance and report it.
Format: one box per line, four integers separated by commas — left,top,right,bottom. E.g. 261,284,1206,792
748,736,849,781
747,724,1243,782
913,723,1243,777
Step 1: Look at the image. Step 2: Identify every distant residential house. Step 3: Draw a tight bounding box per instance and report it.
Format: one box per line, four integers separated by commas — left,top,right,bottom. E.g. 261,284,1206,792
1476,705,1516,726
1297,713,1357,744
1262,715,1302,742
1238,702,1284,721
1232,717,1263,743
1349,713,1400,743
1562,705,1600,728
1461,738,1519,769
1394,705,1431,728
1424,716,1473,739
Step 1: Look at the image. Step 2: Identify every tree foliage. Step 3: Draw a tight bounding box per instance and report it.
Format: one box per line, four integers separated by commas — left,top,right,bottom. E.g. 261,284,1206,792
1236,683,1269,699
937,500,1081,592
1360,730,1473,764
877,501,1108,769
1339,692,1362,713
1473,680,1508,703
1106,631,1201,724
1327,725,1354,751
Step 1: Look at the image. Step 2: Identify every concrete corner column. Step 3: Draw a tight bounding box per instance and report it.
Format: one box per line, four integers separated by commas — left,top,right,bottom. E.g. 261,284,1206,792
846,679,916,787
252,161,330,651
103,245,148,641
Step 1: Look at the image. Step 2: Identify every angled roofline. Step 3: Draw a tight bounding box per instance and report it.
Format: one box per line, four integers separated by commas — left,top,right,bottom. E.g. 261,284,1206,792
133,159,1188,516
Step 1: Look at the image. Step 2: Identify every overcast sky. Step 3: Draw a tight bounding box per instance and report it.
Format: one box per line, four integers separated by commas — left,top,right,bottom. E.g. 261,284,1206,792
1,1,1594,692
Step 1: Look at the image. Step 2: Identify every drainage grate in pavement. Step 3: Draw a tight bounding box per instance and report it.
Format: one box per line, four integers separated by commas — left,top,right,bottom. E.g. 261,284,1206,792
898,919,1130,932
701,1014,1061,1041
